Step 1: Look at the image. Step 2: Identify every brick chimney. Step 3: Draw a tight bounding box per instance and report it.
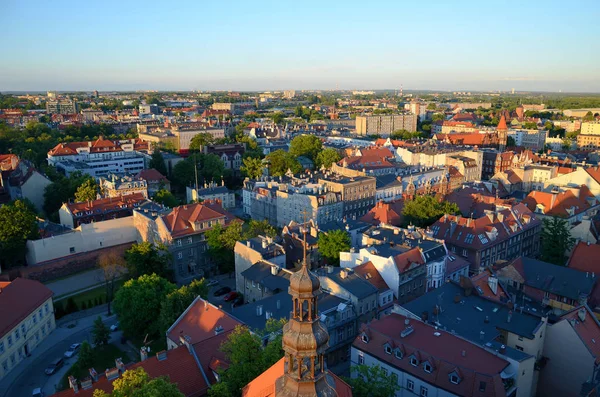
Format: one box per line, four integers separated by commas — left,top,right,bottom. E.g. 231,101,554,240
140,347,149,362
115,357,125,373
89,368,98,382
68,375,79,393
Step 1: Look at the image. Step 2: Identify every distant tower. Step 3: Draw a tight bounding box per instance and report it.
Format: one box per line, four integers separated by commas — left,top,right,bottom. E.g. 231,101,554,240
400,84,403,97
94,90,99,98
511,88,515,95
497,115,508,151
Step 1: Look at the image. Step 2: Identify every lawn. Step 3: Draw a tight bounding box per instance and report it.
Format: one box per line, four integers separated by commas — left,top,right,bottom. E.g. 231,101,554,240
55,280,125,312
58,344,128,390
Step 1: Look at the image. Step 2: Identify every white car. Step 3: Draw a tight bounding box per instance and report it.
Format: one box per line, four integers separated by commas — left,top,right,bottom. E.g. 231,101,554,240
63,343,81,358
110,322,119,332
32,388,44,397
207,280,219,287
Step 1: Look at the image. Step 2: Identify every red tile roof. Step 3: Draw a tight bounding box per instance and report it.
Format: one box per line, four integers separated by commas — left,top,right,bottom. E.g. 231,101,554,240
393,247,425,272
241,357,352,397
355,313,508,397
65,193,147,216
470,271,509,303
50,346,208,397
167,297,242,346
497,115,508,130
0,154,18,171
559,306,600,364
135,168,169,183
161,200,240,238
567,242,600,274
48,138,148,157
360,200,404,226
353,261,391,292
0,278,53,338
522,186,598,218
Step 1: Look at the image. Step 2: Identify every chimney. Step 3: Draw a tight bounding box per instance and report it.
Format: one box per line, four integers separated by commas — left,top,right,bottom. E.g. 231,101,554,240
179,334,192,352
140,347,149,362
461,350,466,357
499,344,506,354
68,375,79,393
271,266,279,276
215,325,224,335
257,305,263,317
261,238,268,249
156,350,168,361
246,240,251,247
105,368,120,381
276,299,281,310
578,308,587,322
480,331,485,341
89,368,98,382
507,310,513,323
80,377,93,390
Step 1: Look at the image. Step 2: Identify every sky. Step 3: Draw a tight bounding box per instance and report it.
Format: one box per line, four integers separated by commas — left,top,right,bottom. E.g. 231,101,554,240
1,0,599,93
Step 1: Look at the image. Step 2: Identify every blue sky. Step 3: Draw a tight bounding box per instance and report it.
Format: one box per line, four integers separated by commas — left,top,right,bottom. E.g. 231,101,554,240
1,0,599,92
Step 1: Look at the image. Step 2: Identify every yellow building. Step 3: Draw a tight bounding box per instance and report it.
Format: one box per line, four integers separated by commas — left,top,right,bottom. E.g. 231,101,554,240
581,122,600,135
577,133,600,151
0,278,55,381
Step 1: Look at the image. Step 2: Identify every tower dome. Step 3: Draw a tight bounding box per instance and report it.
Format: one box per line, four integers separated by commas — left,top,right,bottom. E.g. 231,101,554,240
289,265,320,297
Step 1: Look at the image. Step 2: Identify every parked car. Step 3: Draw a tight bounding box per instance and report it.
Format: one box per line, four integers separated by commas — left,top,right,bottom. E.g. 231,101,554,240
44,357,64,375
224,291,239,302
207,280,219,287
232,296,244,307
110,322,119,332
63,343,81,358
32,388,44,397
214,287,231,297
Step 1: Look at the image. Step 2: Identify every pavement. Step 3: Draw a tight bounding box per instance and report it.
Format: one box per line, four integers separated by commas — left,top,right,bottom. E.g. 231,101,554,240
206,273,238,313
0,305,121,397
45,269,106,299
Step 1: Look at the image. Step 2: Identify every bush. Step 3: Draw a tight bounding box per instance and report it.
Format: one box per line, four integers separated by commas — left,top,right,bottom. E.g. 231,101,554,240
81,301,87,310
94,298,99,306
65,298,78,314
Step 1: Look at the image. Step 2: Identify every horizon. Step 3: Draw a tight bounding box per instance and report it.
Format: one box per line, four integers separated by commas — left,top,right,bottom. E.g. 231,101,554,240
2,0,599,93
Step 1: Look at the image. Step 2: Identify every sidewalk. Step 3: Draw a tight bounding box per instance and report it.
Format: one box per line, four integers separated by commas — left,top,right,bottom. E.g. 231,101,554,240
46,269,105,298
0,305,116,397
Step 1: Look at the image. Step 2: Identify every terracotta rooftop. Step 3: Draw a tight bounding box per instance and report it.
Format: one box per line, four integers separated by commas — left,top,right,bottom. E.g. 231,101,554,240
167,297,242,346
161,200,240,238
135,168,169,183
0,279,54,338
497,115,508,130
393,247,425,272
567,242,600,274
360,200,404,227
0,154,18,171
470,271,509,303
355,313,508,397
353,261,391,292
48,138,148,157
522,186,598,218
65,193,147,216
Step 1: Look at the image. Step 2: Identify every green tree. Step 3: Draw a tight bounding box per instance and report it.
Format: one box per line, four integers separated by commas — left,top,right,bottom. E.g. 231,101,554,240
427,103,437,110
343,364,401,397
189,132,215,152
78,341,94,370
272,112,285,124
74,178,99,202
431,113,445,122
98,249,126,315
92,316,110,346
318,230,351,266
92,367,183,397
289,135,323,161
316,148,341,169
206,222,243,274
44,171,95,219
583,111,594,122
149,149,169,177
113,274,176,340
266,150,302,176
506,136,517,147
240,157,263,179
523,122,538,130
158,279,209,335
402,195,460,228
0,200,39,268
124,242,172,279
247,219,277,238
540,217,575,266
153,189,179,208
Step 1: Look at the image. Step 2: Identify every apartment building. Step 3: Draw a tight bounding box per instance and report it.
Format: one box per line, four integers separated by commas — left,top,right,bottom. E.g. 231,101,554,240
508,129,548,150
99,174,148,199
355,114,417,136
481,150,514,180
58,192,148,228
318,175,376,220
233,235,286,296
275,183,343,227
0,279,55,382
522,185,600,225
203,144,245,175
138,124,226,154
0,155,52,212
186,182,235,209
46,99,78,114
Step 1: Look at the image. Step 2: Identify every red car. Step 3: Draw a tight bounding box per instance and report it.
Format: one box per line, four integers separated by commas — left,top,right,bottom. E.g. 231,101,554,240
224,291,239,302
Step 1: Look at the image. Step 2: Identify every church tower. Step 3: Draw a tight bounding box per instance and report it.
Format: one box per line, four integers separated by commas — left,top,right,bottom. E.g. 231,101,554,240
497,115,508,151
275,226,337,397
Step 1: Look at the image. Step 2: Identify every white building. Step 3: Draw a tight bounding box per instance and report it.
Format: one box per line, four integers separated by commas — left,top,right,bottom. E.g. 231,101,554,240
508,129,548,150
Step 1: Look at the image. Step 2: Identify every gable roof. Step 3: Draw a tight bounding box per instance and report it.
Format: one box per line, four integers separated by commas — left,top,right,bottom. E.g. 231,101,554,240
567,242,600,274
0,278,53,338
161,200,239,238
360,200,404,227
559,306,600,364
135,168,169,183
353,261,391,292
521,186,598,218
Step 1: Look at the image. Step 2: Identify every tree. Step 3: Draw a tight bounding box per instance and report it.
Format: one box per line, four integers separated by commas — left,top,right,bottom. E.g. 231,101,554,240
92,367,183,397
206,222,244,274
523,122,538,130
124,242,172,280
266,150,301,176
240,157,263,179
272,112,285,124
189,132,215,152
318,230,351,266
247,219,277,238
153,189,179,208
343,364,401,397
427,103,437,110
315,148,341,169
78,341,94,370
431,113,445,122
583,111,595,122
74,179,99,202
0,200,39,268
540,217,575,266
506,136,517,147
92,316,110,346
402,195,460,228
113,274,176,339
289,135,322,161
44,172,95,219
98,249,126,315
149,149,169,177
158,279,209,335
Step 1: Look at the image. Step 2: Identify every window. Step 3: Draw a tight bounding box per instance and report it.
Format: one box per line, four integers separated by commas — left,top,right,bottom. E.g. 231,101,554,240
420,386,428,397
394,349,403,359
479,381,487,392
14,329,19,341
410,356,419,366
423,362,432,373
69,247,75,253
406,379,414,391
358,352,364,364
2,360,7,372
361,334,369,343
177,240,182,246
518,336,523,341
7,336,12,347
385,345,392,354
177,252,183,260
382,368,388,376
516,345,524,351
10,354,15,365
188,237,193,244
0,341,4,355
33,312,37,324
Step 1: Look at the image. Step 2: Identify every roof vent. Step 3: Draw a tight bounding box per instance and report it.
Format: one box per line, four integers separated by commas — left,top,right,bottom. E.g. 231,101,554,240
433,332,441,337
578,308,587,322
400,326,414,338
215,325,224,335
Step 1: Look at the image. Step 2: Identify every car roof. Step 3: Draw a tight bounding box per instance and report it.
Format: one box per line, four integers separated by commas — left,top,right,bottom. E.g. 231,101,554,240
51,357,63,364
32,388,41,393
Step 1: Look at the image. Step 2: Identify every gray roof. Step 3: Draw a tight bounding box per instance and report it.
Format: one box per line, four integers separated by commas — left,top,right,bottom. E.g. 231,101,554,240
316,267,377,299
486,340,532,362
240,261,291,293
318,219,371,233
403,282,544,344
196,185,230,196
375,174,403,190
242,237,285,259
232,291,344,330
518,257,596,300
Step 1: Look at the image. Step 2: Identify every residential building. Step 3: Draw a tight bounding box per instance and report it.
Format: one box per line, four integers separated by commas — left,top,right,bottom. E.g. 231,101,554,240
352,312,534,397
577,134,600,151
353,261,395,317
543,166,600,198
318,175,376,220
239,261,293,303
567,241,600,273
521,186,600,226
138,123,226,154
581,121,600,135
134,199,240,283
355,114,417,136
447,155,480,182
275,183,343,227
234,235,286,296
58,192,148,228
374,174,403,201
186,182,235,208
47,137,149,177
496,257,596,315
429,203,542,273
401,167,451,199
361,200,404,227
539,306,600,397
138,103,159,115
46,99,78,114
135,168,170,196
481,150,515,180
508,129,548,150
283,90,296,99
0,155,51,212
0,279,55,382
242,179,280,224
203,144,245,175
99,174,148,199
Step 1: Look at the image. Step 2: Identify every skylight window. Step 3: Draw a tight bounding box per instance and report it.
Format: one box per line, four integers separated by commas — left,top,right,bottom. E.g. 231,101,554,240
478,234,489,244
465,234,475,244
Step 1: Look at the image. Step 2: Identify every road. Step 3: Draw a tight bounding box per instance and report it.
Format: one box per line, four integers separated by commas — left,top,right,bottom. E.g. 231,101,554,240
6,317,120,397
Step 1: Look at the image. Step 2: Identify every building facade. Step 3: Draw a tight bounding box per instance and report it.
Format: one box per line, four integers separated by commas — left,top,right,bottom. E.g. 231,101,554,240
356,114,417,136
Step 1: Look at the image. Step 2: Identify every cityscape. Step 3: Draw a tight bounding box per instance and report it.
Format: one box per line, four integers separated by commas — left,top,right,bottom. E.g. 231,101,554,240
1,1,600,397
